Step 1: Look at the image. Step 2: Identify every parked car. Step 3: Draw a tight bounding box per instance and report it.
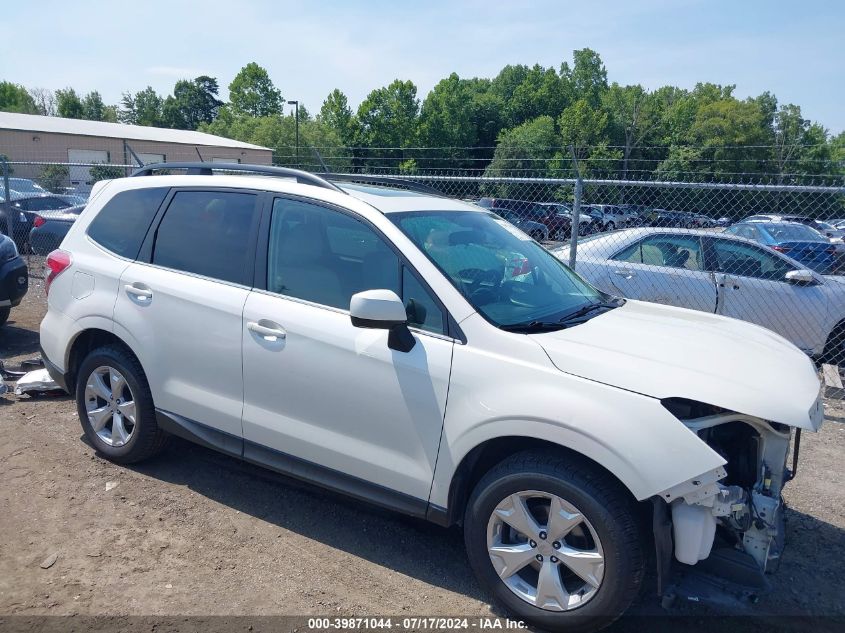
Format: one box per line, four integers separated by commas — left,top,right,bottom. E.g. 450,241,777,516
725,222,837,274
0,233,28,326
651,210,690,228
3,193,74,250
40,164,822,631
29,205,84,255
743,214,845,266
2,177,48,195
476,197,558,239
584,204,627,231
497,209,550,241
715,217,733,227
555,227,845,360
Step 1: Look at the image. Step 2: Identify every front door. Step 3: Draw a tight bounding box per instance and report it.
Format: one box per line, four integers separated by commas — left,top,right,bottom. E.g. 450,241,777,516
241,196,454,502
708,236,829,354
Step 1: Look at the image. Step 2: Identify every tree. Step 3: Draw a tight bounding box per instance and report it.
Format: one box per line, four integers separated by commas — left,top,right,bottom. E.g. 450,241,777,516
561,48,608,109
319,89,356,145
39,164,69,192
689,98,770,177
56,88,84,118
28,87,56,116
356,79,420,149
483,115,560,194
603,84,660,178
120,87,164,126
90,163,124,183
162,76,223,129
559,99,610,161
0,81,38,114
229,63,282,117
80,91,116,121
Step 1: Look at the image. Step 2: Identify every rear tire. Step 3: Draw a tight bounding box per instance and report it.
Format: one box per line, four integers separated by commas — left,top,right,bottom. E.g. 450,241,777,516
75,345,168,463
464,451,644,633
823,322,845,366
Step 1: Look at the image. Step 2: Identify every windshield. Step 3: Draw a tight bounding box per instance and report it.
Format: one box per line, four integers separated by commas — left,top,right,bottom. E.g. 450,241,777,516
764,223,827,242
389,210,607,328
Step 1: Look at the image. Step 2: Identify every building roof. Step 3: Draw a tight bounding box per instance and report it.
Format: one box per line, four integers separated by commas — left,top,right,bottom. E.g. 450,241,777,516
0,112,270,151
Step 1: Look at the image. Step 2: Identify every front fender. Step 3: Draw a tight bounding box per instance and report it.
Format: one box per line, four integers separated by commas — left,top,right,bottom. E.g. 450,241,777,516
429,342,727,509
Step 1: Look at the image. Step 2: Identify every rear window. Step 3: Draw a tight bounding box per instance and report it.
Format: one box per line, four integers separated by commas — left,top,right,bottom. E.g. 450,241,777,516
88,188,168,259
152,190,258,285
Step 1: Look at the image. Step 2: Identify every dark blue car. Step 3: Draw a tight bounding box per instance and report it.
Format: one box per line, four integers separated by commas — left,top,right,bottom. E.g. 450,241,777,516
726,222,836,274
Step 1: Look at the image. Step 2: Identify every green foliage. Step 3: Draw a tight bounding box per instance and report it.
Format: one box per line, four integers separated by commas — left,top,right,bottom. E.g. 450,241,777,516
120,87,164,126
39,164,69,193
56,88,84,118
483,116,561,195
89,163,124,183
0,154,13,176
357,79,419,149
162,76,223,129
229,63,282,117
319,89,356,145
0,81,38,114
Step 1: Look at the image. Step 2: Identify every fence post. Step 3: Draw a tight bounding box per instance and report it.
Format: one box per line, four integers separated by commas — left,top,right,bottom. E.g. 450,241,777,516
1,157,12,239
568,147,582,271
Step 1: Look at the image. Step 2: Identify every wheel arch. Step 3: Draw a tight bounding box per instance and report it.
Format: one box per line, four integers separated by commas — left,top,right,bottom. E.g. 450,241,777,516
65,327,142,392
431,435,641,528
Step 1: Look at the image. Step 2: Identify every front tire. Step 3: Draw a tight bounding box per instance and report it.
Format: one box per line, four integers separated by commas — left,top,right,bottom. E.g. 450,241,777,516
75,345,168,463
464,451,644,632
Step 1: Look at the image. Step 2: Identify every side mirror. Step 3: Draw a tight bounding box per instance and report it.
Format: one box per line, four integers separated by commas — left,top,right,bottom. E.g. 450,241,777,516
350,289,415,352
785,269,818,285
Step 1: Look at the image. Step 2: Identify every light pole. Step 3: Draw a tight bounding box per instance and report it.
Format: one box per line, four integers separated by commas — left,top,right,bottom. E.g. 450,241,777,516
287,100,299,165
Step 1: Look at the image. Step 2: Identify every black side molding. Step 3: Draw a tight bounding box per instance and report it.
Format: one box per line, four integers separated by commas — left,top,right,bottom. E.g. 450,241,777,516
155,409,243,458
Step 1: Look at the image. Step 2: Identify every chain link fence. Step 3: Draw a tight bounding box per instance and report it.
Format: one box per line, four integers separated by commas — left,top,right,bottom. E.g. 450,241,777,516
3,155,845,393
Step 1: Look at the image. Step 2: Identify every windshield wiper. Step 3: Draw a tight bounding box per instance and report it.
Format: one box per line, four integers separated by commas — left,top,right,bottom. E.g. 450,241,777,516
558,300,624,326
500,320,567,333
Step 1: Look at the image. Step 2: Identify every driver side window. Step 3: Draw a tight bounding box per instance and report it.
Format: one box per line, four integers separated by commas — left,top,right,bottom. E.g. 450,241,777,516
711,238,795,280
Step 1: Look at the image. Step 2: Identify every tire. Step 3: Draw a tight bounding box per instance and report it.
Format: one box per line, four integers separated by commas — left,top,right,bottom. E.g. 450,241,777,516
75,345,169,463
605,222,615,232
823,322,845,366
531,229,545,241
0,307,9,327
464,451,644,633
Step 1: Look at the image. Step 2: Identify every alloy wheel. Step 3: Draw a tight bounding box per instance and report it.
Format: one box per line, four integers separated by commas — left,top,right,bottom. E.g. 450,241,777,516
84,366,136,447
486,490,605,611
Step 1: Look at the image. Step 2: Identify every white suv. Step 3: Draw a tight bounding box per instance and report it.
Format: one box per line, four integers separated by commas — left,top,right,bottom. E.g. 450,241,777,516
40,164,823,631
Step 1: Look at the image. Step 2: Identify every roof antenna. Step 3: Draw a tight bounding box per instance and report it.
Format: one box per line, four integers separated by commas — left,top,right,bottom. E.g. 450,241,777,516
195,147,204,161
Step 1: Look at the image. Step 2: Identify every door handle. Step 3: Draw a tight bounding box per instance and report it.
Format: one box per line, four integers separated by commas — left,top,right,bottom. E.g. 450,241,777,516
613,268,635,279
247,320,287,341
124,284,153,302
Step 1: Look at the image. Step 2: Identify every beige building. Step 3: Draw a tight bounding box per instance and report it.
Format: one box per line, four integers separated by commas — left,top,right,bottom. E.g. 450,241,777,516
0,112,272,189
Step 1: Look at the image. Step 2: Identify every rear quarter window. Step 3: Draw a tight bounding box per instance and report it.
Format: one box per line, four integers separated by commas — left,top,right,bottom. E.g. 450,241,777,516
87,187,169,259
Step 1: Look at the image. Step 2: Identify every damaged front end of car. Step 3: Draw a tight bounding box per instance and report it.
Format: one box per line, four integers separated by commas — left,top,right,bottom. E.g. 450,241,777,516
651,394,823,606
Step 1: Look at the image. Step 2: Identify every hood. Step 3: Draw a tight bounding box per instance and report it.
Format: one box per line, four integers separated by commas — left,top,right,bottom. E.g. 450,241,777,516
532,300,822,430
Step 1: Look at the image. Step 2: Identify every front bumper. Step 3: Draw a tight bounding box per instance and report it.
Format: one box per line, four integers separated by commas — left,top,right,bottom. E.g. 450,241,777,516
0,256,28,307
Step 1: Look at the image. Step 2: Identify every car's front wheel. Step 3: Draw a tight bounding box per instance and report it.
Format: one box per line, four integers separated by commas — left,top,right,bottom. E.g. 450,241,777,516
464,451,644,632
75,345,168,463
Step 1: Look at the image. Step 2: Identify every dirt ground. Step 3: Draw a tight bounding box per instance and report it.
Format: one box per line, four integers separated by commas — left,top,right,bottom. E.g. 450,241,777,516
1,272,843,630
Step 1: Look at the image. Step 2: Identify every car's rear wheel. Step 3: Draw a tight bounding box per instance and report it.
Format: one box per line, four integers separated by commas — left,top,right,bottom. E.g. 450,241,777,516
75,345,168,463
605,222,615,231
464,451,644,632
530,229,545,241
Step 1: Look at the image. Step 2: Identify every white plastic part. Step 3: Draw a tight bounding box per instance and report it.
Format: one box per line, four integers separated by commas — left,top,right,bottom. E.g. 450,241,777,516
671,501,717,565
349,289,407,324
14,368,60,395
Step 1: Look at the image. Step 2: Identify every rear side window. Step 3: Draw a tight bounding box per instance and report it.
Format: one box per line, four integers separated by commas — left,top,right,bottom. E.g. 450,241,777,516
88,187,168,259
152,190,258,284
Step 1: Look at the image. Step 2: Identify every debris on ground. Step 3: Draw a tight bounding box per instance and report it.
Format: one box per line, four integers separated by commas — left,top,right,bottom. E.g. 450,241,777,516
14,368,62,396
39,553,58,569
105,481,118,492
0,382,8,395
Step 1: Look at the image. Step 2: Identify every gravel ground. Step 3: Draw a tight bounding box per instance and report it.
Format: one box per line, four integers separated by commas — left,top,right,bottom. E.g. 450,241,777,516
1,273,843,630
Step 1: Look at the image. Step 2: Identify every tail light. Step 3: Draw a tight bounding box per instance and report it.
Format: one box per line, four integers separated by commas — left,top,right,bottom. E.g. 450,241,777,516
45,249,72,296
33,215,46,228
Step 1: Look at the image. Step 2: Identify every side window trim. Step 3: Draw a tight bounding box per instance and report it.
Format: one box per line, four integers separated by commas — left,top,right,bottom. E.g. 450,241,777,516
260,193,461,340
613,233,706,271
87,186,170,261
139,186,264,287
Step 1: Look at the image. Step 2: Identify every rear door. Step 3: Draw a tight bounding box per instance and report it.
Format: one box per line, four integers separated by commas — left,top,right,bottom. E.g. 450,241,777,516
706,236,829,353
606,233,718,312
112,188,262,436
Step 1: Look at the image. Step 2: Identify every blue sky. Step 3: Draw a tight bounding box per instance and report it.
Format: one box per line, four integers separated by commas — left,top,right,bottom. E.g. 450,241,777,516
3,0,844,133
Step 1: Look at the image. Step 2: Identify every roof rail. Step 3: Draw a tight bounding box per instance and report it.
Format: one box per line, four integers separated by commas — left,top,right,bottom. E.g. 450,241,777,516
129,162,346,193
321,173,445,197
